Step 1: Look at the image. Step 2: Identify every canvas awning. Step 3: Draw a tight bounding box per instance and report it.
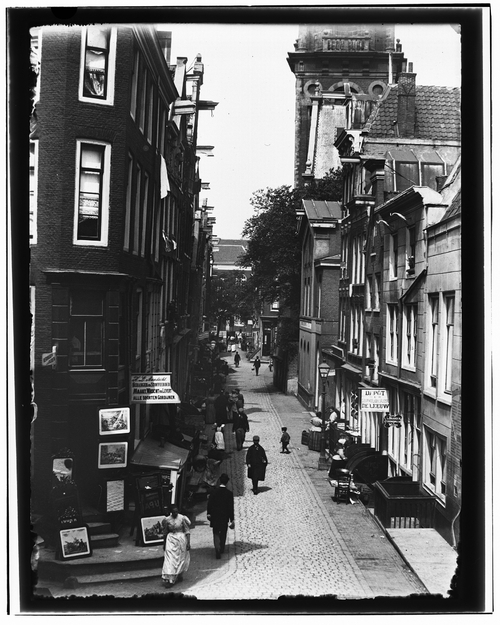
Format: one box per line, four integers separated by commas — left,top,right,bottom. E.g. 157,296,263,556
130,435,189,471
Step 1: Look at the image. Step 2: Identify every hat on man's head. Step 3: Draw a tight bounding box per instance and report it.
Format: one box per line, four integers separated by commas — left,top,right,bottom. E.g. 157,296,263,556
219,473,230,484
253,435,260,442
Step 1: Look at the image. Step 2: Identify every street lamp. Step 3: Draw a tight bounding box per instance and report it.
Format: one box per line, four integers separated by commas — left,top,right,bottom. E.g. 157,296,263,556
318,360,331,470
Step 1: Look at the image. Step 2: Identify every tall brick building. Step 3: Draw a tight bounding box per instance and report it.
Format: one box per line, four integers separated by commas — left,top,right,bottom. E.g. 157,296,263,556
29,24,215,515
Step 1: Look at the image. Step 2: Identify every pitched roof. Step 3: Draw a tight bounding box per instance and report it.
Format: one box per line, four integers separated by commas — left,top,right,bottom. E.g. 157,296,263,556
302,199,343,221
212,239,248,266
365,85,461,141
442,189,461,220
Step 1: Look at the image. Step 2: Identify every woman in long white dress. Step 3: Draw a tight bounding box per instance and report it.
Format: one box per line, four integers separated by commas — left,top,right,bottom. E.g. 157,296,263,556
161,506,191,588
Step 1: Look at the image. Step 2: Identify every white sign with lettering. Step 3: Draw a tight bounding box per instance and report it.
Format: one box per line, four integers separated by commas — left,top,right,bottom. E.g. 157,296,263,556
131,373,181,404
359,388,389,412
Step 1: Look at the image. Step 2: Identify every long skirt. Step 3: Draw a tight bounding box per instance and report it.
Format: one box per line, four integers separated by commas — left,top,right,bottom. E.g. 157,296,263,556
235,427,246,450
162,532,190,584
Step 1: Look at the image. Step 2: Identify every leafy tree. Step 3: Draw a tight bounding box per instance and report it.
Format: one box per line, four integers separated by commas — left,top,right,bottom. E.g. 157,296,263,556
210,270,254,335
238,168,343,352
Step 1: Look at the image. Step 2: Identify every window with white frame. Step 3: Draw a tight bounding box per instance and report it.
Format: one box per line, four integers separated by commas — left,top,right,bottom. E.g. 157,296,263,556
80,26,116,105
424,428,447,498
374,273,380,310
29,139,38,244
402,303,418,369
386,303,398,364
123,154,133,251
133,165,142,255
140,173,149,257
406,226,416,275
365,274,372,310
389,232,398,279
442,294,455,395
139,69,147,133
74,140,111,246
373,335,380,383
130,50,139,119
428,295,439,389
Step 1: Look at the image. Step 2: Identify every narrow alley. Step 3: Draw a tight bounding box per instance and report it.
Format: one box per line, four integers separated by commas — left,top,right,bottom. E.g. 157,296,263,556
40,353,441,602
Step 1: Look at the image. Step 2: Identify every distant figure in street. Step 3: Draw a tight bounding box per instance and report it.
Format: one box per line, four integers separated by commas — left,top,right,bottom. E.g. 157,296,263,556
234,352,241,367
214,390,228,426
235,388,245,410
233,406,250,451
161,506,191,588
253,357,261,375
280,427,291,454
207,473,235,559
246,435,268,494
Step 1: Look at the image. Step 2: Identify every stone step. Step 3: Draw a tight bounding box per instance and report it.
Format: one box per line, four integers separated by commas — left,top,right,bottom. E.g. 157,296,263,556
63,567,160,589
90,533,120,549
87,521,112,536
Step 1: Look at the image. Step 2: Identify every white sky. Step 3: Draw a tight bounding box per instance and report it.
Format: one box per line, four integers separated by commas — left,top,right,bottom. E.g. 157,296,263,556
168,23,461,240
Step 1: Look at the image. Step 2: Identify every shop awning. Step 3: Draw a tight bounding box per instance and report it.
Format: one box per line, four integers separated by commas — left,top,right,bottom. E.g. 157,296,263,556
341,363,361,376
130,435,189,471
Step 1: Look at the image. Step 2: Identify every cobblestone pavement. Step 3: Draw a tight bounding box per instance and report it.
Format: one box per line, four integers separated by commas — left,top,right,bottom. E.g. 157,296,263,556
42,354,428,602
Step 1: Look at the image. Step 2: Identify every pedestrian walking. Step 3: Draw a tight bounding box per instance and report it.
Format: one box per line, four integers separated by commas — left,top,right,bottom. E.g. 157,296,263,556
253,356,261,375
160,506,191,588
246,435,268,494
234,352,241,367
280,427,291,453
233,406,250,451
206,473,235,559
235,388,245,410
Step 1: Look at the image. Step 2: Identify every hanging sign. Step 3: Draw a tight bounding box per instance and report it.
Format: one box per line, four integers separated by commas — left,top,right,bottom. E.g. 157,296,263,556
359,388,390,412
42,346,57,368
131,373,181,404
383,414,403,428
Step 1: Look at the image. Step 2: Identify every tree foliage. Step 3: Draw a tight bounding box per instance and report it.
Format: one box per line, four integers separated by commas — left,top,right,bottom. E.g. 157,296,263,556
239,168,343,315
210,270,254,334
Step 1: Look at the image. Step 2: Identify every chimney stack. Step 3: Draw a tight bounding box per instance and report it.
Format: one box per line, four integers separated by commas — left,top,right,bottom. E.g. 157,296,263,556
157,30,172,66
397,66,416,137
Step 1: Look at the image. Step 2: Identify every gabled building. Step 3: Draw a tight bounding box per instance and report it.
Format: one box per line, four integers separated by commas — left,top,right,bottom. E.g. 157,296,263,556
296,199,342,409
29,24,215,517
328,65,461,545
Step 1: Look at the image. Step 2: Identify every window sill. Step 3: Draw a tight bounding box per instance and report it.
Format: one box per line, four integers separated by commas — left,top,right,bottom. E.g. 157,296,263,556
401,364,417,373
423,483,446,507
436,394,452,407
423,387,437,400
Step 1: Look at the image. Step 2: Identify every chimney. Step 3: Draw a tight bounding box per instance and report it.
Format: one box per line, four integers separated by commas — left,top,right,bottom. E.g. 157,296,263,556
397,63,416,137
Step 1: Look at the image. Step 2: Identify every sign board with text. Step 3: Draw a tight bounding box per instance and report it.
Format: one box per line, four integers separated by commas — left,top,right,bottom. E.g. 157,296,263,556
130,373,181,404
359,388,389,412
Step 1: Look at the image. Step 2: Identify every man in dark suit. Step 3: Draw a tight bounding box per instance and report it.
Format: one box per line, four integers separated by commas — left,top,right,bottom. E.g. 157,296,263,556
207,473,235,559
246,435,268,494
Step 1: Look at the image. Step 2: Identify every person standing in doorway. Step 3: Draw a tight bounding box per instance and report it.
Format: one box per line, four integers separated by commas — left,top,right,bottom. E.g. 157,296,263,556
253,357,261,376
207,473,235,559
246,435,268,494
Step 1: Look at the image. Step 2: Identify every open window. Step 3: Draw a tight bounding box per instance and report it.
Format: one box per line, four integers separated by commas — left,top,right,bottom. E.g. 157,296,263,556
80,26,117,105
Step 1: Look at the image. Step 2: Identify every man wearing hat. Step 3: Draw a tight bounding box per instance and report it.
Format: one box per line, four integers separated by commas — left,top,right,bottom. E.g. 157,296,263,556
246,436,268,494
206,473,235,559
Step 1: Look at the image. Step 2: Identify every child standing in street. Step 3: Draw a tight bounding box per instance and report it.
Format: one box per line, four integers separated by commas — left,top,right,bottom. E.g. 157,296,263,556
280,427,291,454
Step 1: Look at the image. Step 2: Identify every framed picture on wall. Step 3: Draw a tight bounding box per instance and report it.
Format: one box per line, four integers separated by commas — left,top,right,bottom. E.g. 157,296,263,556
140,515,164,545
99,407,130,436
98,442,128,469
59,526,92,560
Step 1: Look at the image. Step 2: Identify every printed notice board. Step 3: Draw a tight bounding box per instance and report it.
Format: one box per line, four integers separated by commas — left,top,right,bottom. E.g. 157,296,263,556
130,373,181,404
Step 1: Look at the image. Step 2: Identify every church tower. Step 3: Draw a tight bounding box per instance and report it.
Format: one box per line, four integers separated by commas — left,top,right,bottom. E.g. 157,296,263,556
287,24,407,187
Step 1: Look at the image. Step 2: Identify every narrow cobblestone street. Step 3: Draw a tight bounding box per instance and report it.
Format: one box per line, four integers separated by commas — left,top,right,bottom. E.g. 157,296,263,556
44,354,429,603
